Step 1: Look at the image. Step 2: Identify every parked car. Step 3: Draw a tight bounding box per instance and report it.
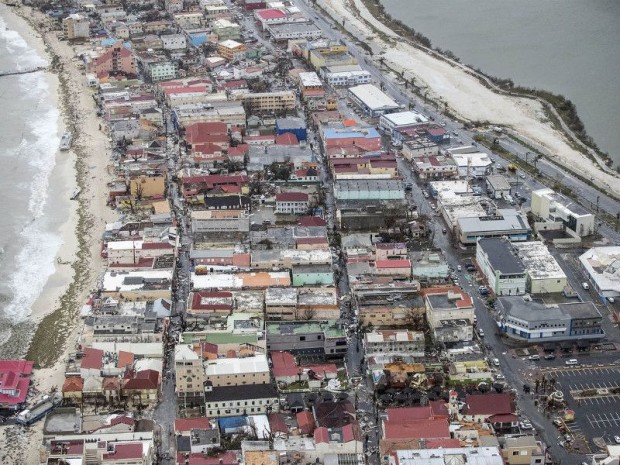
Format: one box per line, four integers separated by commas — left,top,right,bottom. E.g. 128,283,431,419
528,355,540,361
520,421,533,430
565,359,579,366
478,329,485,338
457,265,462,272
614,435,620,444
544,354,556,360
582,282,590,290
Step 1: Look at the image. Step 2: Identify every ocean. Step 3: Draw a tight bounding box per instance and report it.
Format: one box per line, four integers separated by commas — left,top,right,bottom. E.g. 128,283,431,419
381,0,620,164
0,12,69,358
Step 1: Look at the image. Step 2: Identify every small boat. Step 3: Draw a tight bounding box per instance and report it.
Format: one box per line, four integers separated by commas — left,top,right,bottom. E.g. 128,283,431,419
70,188,81,200
60,131,73,151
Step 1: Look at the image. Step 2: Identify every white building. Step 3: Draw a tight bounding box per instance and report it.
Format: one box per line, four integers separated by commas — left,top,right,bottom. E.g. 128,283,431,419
204,354,271,387
379,110,428,135
348,84,400,117
513,241,567,294
321,64,372,87
579,247,620,303
531,188,594,237
457,208,531,245
148,61,178,82
267,22,322,40
275,192,309,214
364,329,425,359
477,238,527,296
161,34,187,50
424,287,475,342
391,447,504,465
449,152,493,178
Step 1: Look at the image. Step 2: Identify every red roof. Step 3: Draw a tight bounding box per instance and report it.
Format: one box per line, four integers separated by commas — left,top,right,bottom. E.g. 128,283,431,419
422,286,473,309
180,451,239,465
488,413,519,424
465,393,513,416
314,426,330,443
276,192,308,202
141,242,173,250
268,413,288,435
426,438,462,448
0,360,33,377
386,406,433,422
383,418,449,440
102,443,143,461
296,237,329,246
190,291,234,311
375,259,411,269
81,348,104,370
297,216,327,227
123,369,159,391
275,132,298,145
296,410,315,435
186,122,228,144
175,416,211,433
117,351,134,369
257,8,286,20
228,144,249,157
62,377,84,393
271,351,298,378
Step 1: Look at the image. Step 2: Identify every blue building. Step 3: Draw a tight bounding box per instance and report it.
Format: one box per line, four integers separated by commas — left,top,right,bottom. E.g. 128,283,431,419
275,117,307,141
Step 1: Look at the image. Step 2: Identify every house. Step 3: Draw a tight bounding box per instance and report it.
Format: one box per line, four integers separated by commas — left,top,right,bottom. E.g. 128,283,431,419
266,321,347,358
375,260,411,278
204,354,270,387
531,188,594,237
297,410,315,435
364,330,425,359
187,291,234,318
477,238,527,296
423,286,474,343
203,383,279,418
0,360,33,411
462,393,514,423
270,351,338,385
81,348,104,378
122,369,160,404
500,435,546,465
275,192,309,215
62,376,84,404
292,264,334,287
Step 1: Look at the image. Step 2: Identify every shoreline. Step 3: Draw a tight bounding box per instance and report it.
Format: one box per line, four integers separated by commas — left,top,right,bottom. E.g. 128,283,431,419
316,0,620,199
0,3,114,370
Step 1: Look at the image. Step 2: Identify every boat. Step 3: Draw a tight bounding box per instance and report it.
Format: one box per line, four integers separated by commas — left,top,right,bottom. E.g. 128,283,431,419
16,393,63,426
60,131,73,151
70,188,81,200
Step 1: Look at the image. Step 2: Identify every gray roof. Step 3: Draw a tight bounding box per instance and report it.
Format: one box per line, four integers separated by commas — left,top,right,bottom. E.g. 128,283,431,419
458,209,530,234
205,384,278,402
335,179,404,192
478,238,526,274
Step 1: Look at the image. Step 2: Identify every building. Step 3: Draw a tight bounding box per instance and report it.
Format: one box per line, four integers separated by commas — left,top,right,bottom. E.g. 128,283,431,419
305,40,357,71
498,297,604,343
364,330,425,359
512,241,567,294
205,355,270,387
477,238,527,296
243,0,267,10
579,246,620,303
423,286,475,342
213,19,242,41
457,209,531,245
267,22,322,40
391,447,504,465
348,84,400,117
63,14,90,40
500,436,546,465
449,152,493,178
275,117,307,141
379,111,428,135
90,44,137,77
0,360,33,411
241,91,296,114
161,34,187,50
204,384,279,418
175,345,207,405
275,192,310,214
531,188,594,237
217,40,248,62
266,321,347,358
292,264,334,287
321,65,371,87
101,270,172,301
334,180,405,201
322,127,382,152
147,60,178,82
254,8,288,29
485,174,511,199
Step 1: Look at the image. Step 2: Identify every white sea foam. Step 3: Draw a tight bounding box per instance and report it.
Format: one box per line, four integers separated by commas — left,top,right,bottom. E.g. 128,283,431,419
0,23,63,323
0,15,47,70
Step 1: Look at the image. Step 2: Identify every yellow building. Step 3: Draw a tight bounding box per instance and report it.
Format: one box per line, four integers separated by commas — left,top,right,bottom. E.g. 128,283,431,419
306,43,357,71
62,14,90,40
129,175,166,199
501,436,545,465
175,345,207,400
217,39,247,62
241,91,296,114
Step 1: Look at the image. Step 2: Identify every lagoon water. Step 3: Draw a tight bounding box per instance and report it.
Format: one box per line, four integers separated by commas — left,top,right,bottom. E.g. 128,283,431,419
381,0,620,163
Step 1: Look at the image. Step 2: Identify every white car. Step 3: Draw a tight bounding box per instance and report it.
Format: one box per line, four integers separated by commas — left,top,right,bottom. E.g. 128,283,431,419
615,435,620,444
520,421,533,430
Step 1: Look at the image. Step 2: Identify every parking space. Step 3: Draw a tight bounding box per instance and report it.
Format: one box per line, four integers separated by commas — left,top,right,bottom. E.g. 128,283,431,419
549,365,620,451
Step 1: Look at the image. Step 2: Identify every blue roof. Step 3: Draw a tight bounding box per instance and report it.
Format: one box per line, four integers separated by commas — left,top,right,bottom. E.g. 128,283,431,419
218,416,247,429
323,127,380,139
190,33,208,47
101,38,117,47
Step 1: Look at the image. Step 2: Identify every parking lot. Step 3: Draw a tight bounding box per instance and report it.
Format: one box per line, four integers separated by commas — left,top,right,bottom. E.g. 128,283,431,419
549,365,620,450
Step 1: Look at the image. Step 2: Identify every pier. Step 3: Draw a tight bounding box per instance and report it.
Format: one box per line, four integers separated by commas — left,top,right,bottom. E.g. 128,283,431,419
0,66,47,78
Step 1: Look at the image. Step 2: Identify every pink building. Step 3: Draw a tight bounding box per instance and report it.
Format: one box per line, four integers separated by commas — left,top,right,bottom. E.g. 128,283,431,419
90,44,137,78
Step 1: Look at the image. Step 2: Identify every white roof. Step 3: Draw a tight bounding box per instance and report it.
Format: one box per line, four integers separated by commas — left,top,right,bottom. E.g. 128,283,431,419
219,39,244,49
394,447,503,465
102,270,172,292
451,152,493,168
349,84,399,111
381,110,428,126
106,240,143,250
513,241,567,280
298,71,322,88
92,342,163,358
175,344,200,361
205,354,269,376
579,247,620,295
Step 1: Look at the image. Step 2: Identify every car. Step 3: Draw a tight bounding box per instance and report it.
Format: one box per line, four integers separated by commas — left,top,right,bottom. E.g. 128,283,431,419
494,374,505,380
552,419,563,427
492,358,500,367
519,173,526,179
615,435,620,444
544,354,556,360
457,265,462,272
442,228,447,234
478,329,485,338
582,282,590,290
565,359,579,366
520,421,533,430
528,355,540,361
608,297,615,303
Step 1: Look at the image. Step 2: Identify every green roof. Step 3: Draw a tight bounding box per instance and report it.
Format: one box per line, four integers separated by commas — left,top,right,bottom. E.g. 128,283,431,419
182,332,258,345
266,320,345,338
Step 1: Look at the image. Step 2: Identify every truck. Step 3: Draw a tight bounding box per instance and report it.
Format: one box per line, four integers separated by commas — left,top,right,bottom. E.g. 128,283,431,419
507,163,517,172
16,393,63,426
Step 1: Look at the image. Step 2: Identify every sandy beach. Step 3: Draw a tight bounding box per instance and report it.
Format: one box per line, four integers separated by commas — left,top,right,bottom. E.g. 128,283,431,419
318,0,620,198
0,3,116,462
